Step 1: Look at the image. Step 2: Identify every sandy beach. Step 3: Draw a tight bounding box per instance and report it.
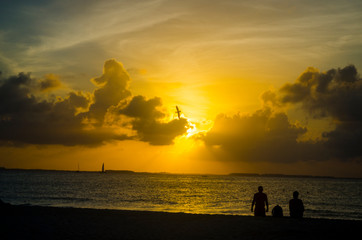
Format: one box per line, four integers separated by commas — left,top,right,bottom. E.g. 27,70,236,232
1,203,361,240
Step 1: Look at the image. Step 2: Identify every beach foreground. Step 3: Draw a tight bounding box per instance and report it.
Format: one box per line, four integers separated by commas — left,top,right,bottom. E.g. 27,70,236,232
1,204,361,240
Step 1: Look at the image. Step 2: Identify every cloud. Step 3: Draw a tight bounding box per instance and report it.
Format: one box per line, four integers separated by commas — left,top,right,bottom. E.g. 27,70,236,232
119,95,189,145
39,74,62,91
205,65,362,163
278,65,362,160
279,65,361,120
202,108,325,163
0,59,189,146
0,71,126,146
86,59,131,125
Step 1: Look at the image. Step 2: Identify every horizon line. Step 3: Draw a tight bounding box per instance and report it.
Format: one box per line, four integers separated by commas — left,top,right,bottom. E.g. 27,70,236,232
1,167,361,180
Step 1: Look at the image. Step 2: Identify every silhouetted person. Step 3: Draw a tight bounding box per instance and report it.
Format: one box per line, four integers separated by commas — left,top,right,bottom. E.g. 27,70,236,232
289,191,304,218
272,205,283,217
251,186,269,216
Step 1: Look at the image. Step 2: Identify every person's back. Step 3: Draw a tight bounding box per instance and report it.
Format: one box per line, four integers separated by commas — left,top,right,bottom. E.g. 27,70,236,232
251,186,269,216
289,191,304,218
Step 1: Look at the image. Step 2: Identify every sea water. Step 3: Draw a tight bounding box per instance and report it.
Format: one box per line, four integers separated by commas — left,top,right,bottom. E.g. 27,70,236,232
0,169,361,221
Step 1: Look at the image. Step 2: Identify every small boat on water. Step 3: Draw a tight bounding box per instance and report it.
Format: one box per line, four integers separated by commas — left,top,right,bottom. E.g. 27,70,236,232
101,163,105,173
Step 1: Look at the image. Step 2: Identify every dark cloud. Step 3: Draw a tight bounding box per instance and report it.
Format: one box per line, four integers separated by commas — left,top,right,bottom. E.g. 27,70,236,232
86,59,132,125
0,71,127,146
119,95,189,145
203,65,362,163
280,65,362,121
0,59,189,146
203,108,324,163
120,95,165,119
278,65,362,161
39,74,62,91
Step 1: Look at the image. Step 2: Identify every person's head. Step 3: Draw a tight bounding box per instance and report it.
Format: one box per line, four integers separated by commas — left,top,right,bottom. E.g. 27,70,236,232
293,191,299,199
258,186,263,193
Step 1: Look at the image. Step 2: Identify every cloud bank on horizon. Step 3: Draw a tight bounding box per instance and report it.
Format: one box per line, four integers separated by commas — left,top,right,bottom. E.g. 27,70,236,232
1,60,362,164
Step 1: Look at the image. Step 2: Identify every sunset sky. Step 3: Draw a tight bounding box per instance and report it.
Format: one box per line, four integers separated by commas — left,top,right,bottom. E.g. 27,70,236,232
1,0,362,177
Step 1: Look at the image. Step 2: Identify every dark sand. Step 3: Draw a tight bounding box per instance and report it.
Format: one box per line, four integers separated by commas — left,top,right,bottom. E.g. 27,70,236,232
1,204,361,240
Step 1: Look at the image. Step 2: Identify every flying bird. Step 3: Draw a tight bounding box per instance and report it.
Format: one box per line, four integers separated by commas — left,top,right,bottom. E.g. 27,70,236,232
176,106,181,119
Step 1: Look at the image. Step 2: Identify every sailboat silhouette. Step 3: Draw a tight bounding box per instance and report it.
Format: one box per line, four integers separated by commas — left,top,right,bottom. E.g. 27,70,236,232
101,163,105,173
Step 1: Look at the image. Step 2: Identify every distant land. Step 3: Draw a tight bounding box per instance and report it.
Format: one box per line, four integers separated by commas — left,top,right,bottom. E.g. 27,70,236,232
228,173,337,179
1,167,361,179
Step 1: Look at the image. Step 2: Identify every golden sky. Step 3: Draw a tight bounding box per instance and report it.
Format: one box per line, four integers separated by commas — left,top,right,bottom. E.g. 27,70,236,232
1,0,362,177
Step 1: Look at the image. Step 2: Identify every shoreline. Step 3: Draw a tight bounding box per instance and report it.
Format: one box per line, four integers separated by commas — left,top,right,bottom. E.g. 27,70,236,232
2,204,361,239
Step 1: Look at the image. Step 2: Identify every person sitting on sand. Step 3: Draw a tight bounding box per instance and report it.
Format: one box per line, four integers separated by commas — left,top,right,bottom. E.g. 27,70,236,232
251,186,269,217
272,205,283,217
289,191,304,218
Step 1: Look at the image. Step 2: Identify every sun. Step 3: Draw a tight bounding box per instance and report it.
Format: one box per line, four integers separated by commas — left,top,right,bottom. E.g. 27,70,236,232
185,117,198,138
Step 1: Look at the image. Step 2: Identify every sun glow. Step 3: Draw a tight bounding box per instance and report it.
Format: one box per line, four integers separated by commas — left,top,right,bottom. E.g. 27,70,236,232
186,120,197,138
180,114,198,138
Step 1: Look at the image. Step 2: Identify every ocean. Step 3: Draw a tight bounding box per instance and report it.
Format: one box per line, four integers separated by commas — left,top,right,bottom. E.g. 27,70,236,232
1,169,361,221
